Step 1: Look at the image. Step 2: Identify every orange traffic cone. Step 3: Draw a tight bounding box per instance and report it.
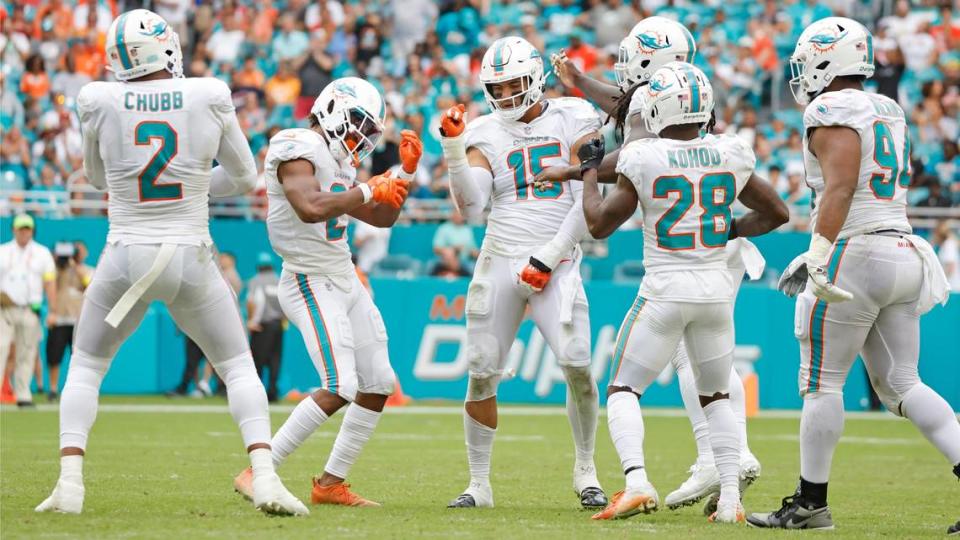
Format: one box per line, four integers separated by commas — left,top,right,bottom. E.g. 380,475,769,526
385,381,411,407
1,375,15,404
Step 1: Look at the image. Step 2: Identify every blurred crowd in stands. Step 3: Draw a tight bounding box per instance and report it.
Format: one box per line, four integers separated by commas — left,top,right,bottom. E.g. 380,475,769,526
1,0,959,229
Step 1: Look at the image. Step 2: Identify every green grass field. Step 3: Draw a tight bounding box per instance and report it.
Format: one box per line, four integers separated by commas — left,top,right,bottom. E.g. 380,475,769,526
1,398,956,539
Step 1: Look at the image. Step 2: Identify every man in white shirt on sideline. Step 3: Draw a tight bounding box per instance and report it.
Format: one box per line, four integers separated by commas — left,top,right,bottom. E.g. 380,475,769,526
0,214,57,408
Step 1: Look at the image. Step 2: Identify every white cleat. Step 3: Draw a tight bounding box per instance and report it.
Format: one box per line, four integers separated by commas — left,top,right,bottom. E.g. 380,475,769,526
35,479,84,514
703,453,762,516
447,480,494,508
709,500,745,524
252,473,309,516
665,461,720,510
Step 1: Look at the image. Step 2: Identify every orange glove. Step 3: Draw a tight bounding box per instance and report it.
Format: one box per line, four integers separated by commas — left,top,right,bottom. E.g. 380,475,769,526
399,129,423,174
518,257,552,293
439,103,466,137
366,170,410,209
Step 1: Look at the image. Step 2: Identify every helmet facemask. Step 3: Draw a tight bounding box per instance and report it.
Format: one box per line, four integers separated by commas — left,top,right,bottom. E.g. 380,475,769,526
483,74,543,121
321,105,383,167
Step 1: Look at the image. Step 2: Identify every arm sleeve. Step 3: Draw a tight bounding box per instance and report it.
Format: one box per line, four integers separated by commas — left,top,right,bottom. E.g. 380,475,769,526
534,182,589,268
76,86,107,190
210,84,257,197
441,133,493,221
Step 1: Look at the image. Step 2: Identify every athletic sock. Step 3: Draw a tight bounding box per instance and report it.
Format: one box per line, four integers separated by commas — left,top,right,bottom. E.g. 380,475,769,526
217,353,272,448
799,476,828,508
676,349,715,466
464,411,496,487
728,367,750,455
899,384,960,466
271,396,329,467
249,447,275,479
607,391,646,487
799,392,844,484
562,365,600,464
58,351,109,450
703,399,740,506
324,404,382,480
59,455,83,484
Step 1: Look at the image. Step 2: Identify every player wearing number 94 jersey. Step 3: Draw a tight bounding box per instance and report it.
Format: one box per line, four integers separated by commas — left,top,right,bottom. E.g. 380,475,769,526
441,36,607,510
581,62,787,524
36,9,307,517
749,17,958,530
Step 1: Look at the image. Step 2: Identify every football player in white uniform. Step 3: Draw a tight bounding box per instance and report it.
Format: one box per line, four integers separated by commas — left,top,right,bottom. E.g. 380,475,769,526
232,77,420,508
581,62,787,523
748,18,958,530
440,37,606,509
545,17,766,512
35,9,306,516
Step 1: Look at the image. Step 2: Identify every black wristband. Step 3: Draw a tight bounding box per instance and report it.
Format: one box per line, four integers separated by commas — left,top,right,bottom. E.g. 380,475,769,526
528,256,552,273
728,218,738,240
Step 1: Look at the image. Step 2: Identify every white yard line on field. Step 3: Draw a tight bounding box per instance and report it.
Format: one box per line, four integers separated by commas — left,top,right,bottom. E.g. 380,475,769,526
2,402,924,421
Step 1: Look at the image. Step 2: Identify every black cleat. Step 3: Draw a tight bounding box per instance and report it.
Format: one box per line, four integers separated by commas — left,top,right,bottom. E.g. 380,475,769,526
949,520,960,536
579,486,608,509
447,494,477,508
746,494,834,529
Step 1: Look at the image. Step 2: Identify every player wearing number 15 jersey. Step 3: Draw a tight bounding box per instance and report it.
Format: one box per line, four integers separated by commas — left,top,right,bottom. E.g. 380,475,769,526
580,62,787,524
749,17,958,530
36,9,306,517
441,36,606,510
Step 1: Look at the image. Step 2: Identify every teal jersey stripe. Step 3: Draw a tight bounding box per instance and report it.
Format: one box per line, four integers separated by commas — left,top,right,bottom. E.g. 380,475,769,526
116,12,133,71
807,239,849,392
682,27,696,63
296,274,339,392
610,296,646,380
683,66,700,113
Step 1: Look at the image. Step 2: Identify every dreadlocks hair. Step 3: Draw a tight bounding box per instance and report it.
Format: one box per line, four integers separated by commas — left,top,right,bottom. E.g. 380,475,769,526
608,83,641,143
705,108,717,134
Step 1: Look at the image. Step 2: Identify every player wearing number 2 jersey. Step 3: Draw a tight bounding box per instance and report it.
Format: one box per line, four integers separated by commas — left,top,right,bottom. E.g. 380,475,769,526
442,36,607,510
749,17,958,530
36,9,306,517
580,62,787,524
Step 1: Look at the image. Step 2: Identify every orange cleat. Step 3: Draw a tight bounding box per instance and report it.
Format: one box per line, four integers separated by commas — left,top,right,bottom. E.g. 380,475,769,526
234,467,254,501
591,486,659,520
310,478,380,507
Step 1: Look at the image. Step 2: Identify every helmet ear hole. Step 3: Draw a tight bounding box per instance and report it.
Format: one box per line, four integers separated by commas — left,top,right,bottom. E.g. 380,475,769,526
816,61,830,70
640,60,650,68
327,100,335,114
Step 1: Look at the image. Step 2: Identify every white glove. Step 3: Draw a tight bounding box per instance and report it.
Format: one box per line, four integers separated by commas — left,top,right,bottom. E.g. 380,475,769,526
777,233,853,303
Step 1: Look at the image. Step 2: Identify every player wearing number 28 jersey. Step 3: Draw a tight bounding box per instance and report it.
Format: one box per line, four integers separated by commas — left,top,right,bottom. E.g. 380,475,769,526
749,17,958,530
581,62,787,524
35,9,307,517
442,36,607,511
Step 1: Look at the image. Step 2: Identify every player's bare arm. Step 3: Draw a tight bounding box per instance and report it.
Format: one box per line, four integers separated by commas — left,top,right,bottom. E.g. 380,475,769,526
807,126,861,242
279,159,408,224
534,111,645,187
578,138,638,239
729,173,790,238
552,51,621,114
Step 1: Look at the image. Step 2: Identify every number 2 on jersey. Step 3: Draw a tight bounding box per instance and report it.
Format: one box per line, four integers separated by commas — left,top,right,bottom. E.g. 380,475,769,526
134,121,183,202
507,143,564,200
653,173,735,250
869,121,911,199
326,183,347,241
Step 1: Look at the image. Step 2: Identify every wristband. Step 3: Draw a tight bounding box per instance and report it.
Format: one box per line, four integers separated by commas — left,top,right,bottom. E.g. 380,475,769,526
528,256,552,273
357,182,373,204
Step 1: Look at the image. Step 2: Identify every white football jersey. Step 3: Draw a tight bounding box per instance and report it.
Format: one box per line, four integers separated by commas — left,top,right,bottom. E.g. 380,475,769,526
617,133,755,302
803,89,912,238
465,97,601,256
76,77,254,244
264,128,356,276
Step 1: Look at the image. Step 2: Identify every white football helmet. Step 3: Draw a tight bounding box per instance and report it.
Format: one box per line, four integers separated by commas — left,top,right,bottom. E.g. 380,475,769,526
106,9,183,81
311,77,386,166
789,17,875,105
615,16,696,92
479,37,547,121
634,61,713,136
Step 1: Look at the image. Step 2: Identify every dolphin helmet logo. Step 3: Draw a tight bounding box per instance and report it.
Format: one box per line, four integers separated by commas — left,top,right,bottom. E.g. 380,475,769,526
647,73,674,97
808,28,847,52
636,32,671,54
333,81,358,99
138,18,169,41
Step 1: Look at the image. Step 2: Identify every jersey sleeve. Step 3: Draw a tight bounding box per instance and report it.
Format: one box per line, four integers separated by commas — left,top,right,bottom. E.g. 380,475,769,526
207,78,237,119
721,134,756,193
803,93,871,138
76,82,107,189
265,129,322,173
463,115,494,159
615,140,647,185
557,97,601,144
